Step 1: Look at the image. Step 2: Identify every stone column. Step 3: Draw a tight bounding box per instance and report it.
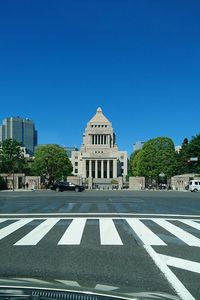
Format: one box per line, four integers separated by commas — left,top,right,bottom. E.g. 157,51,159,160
107,160,110,178
113,159,117,178
95,160,98,178
118,176,123,190
83,160,86,178
88,177,93,190
108,135,110,147
89,160,92,177
101,160,104,178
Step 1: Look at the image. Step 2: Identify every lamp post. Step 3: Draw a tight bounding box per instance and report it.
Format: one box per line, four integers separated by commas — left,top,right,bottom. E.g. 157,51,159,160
159,172,166,189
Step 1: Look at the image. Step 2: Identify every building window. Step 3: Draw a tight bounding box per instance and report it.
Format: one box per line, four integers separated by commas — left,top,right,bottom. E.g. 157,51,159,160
75,156,78,159
75,169,78,173
75,162,78,166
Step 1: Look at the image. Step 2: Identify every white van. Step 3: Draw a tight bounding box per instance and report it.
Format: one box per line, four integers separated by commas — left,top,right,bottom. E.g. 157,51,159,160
189,180,200,192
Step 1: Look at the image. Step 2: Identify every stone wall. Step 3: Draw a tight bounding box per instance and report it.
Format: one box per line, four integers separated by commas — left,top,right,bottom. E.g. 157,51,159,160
67,176,83,186
129,176,145,190
0,173,41,190
25,176,41,190
171,174,200,191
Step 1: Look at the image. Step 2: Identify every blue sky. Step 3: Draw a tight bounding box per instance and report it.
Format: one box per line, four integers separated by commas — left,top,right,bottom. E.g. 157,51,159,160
0,1,200,155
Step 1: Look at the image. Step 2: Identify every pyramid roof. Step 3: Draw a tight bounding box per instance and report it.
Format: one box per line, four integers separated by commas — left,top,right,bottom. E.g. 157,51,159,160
89,107,110,123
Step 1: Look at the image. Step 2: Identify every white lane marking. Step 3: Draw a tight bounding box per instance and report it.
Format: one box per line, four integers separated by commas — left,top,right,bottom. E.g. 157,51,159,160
144,245,196,300
159,254,200,274
180,220,200,231
14,218,59,245
1,217,200,222
0,219,7,223
1,213,200,217
153,219,200,247
0,219,33,240
58,218,86,245
126,218,166,246
99,219,123,245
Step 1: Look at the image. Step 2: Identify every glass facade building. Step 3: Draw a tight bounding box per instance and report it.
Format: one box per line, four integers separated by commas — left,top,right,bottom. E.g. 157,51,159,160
0,117,37,155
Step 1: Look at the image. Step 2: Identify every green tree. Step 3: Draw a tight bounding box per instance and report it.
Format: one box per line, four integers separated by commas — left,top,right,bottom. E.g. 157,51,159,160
136,137,177,183
177,138,190,174
0,176,7,190
177,135,200,174
0,139,27,190
129,150,142,176
187,134,200,173
32,144,73,185
0,139,26,173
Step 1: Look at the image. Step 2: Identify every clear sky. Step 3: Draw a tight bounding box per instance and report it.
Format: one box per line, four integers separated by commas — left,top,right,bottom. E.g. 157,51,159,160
0,1,200,155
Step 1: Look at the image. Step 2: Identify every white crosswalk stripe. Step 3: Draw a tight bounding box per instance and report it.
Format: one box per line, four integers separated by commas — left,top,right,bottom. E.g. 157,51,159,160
99,219,123,245
153,219,200,247
126,218,166,246
14,218,59,245
0,217,200,246
0,219,33,240
58,218,86,245
180,219,200,231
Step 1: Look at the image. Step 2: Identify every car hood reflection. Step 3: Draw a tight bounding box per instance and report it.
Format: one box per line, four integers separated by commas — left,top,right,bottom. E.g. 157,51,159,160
0,277,180,300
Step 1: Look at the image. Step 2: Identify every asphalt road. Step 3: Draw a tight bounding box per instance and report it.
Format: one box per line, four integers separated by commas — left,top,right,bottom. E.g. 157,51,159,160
0,190,200,300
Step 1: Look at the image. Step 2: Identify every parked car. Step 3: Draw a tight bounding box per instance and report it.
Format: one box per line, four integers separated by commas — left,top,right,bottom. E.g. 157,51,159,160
50,181,85,192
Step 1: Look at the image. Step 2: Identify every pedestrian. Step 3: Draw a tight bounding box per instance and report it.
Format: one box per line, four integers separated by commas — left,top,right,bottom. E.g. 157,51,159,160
25,182,29,190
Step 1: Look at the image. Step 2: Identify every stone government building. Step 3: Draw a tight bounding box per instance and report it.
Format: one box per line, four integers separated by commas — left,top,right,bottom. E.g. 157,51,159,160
70,107,128,189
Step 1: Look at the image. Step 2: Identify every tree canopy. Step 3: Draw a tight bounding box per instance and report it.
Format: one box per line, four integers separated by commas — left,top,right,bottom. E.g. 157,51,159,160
129,150,142,176
176,134,200,174
0,139,27,173
186,134,200,173
32,144,73,184
129,137,178,181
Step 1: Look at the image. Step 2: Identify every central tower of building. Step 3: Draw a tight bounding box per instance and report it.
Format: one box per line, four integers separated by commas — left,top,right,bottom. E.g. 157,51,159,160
71,108,127,186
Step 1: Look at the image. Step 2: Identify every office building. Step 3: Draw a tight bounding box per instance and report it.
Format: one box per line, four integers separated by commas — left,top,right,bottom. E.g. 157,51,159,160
64,147,79,159
0,117,37,155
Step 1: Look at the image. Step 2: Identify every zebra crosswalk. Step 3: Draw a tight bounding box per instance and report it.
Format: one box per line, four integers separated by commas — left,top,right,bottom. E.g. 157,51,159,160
0,217,200,247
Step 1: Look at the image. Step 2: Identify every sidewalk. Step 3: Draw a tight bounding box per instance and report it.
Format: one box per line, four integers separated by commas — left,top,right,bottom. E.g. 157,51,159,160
0,189,34,192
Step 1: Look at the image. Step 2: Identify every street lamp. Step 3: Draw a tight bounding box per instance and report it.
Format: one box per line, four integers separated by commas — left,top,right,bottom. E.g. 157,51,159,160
159,172,165,179
159,172,166,189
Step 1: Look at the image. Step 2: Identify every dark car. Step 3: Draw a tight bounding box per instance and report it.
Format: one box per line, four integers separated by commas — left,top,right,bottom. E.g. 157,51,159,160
50,181,85,192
